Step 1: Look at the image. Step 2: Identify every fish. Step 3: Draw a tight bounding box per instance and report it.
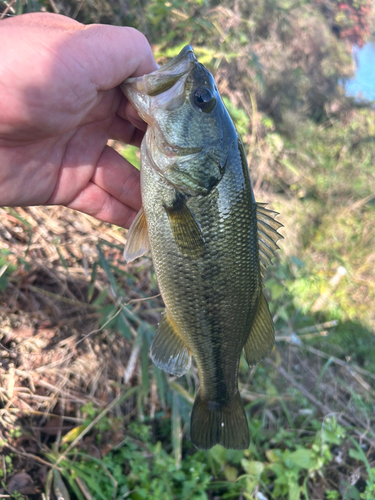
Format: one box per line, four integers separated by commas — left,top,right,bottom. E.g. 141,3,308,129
121,46,283,450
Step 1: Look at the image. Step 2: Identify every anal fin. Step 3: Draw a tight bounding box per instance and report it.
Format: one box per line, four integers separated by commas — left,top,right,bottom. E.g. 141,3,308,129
244,291,275,367
151,312,191,377
123,207,150,263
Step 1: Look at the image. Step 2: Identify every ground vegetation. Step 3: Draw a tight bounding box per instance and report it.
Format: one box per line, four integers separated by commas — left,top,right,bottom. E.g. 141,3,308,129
1,0,375,498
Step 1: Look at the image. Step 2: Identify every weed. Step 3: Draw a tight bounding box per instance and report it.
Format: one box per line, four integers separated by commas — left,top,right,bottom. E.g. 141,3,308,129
0,0,374,498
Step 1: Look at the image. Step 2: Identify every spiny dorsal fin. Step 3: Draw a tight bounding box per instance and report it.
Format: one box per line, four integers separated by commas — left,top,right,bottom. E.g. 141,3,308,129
243,291,275,367
257,203,283,277
124,207,150,263
151,312,191,377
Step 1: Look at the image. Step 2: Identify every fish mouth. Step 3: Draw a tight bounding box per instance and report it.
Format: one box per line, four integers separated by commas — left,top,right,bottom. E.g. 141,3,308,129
158,45,195,72
124,45,196,92
121,46,197,122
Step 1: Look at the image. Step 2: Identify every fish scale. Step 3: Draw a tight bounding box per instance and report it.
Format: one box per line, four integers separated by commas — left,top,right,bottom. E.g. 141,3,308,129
121,45,283,449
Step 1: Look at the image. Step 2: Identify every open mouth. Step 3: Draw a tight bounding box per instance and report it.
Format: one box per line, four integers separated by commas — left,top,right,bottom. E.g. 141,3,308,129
121,46,198,120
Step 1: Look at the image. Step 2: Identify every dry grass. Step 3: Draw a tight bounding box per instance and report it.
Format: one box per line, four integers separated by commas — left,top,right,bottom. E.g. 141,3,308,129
0,206,159,446
0,202,374,497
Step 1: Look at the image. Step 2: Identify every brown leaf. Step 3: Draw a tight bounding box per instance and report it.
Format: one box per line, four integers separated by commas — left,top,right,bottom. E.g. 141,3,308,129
7,472,38,495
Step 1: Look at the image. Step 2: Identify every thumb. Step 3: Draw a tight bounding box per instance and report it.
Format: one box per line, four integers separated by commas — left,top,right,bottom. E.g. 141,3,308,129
77,24,158,90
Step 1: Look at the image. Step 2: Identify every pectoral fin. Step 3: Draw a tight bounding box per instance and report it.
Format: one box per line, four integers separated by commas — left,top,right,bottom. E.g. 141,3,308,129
164,194,205,258
244,292,275,367
123,207,150,263
151,312,191,377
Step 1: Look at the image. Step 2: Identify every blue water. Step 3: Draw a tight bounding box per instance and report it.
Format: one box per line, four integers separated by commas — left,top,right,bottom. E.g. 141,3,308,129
344,40,375,102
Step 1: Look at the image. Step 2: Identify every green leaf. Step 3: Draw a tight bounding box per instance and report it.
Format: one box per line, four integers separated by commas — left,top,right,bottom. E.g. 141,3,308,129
289,481,301,500
291,256,305,268
265,449,282,463
98,305,118,329
280,158,299,176
287,448,313,469
0,275,8,292
172,390,182,466
116,312,132,339
55,245,68,270
241,459,264,477
348,437,374,481
87,261,98,302
7,208,32,229
53,469,71,500
61,425,88,444
141,331,149,398
97,244,118,294
223,465,238,482
154,366,166,408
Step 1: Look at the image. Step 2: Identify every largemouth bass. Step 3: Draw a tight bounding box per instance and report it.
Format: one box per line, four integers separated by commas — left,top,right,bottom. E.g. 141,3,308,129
121,46,282,450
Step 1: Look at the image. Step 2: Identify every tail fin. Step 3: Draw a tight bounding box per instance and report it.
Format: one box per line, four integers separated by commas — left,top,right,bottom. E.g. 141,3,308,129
190,392,249,450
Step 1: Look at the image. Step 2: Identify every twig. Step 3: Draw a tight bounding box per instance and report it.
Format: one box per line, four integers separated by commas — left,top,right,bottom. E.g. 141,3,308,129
75,307,123,346
266,360,375,446
124,336,143,385
0,0,16,19
275,339,375,382
48,0,59,13
26,284,96,308
3,442,57,469
125,293,161,305
12,409,84,423
52,388,137,470
306,345,375,382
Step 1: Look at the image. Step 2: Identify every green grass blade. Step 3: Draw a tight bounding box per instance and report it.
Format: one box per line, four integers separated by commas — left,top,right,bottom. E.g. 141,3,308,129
154,366,166,408
141,330,150,401
53,469,71,500
59,467,85,500
97,244,118,294
172,390,182,466
88,261,98,302
348,437,374,481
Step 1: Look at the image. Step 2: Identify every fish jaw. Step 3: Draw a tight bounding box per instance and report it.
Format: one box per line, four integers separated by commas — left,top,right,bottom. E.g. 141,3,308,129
121,45,197,125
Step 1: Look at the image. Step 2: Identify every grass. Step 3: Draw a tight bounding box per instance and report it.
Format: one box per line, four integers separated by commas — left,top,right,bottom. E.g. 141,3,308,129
1,0,375,497
0,156,374,498
1,93,375,500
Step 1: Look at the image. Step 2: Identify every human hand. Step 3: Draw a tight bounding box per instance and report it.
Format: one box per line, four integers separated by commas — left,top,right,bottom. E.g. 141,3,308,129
0,13,157,228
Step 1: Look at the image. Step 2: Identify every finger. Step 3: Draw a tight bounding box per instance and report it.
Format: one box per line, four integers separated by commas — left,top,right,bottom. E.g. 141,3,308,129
117,94,148,132
122,99,148,131
108,115,145,146
66,181,138,229
80,25,159,90
90,145,142,212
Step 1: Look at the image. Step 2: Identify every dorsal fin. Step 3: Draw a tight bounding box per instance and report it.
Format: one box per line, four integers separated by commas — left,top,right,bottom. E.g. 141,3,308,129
256,203,283,278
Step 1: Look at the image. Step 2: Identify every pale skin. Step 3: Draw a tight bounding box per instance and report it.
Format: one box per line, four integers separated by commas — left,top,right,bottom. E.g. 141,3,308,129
0,12,158,228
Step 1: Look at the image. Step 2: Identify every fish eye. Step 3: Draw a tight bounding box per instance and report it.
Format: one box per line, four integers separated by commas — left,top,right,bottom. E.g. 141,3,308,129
193,87,216,113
